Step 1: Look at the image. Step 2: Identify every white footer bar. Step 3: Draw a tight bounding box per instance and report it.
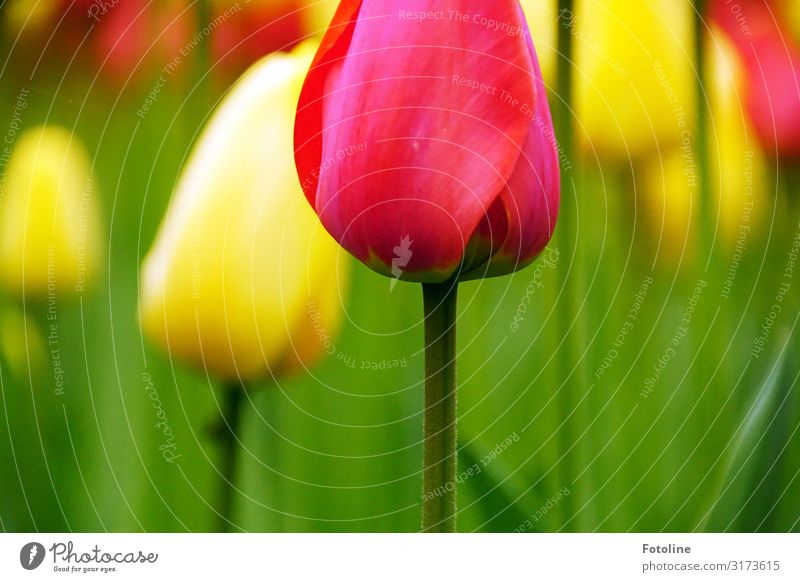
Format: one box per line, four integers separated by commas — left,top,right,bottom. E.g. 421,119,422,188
0,533,796,581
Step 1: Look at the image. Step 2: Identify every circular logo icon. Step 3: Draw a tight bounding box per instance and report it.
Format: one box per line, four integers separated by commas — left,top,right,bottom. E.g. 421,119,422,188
20,542,45,570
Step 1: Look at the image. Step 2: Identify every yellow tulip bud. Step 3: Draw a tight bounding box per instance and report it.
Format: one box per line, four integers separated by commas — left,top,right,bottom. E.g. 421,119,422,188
638,28,767,259
140,42,349,381
0,126,101,298
520,0,558,86
574,0,695,160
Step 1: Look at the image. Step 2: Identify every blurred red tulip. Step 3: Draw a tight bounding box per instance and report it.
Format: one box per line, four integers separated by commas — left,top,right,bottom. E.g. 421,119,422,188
5,0,193,84
8,0,309,85
89,0,192,84
710,0,800,157
211,0,305,78
294,0,560,283
4,0,87,72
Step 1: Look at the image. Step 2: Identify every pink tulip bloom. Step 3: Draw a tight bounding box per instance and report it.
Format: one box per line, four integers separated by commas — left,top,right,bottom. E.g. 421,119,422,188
295,0,560,282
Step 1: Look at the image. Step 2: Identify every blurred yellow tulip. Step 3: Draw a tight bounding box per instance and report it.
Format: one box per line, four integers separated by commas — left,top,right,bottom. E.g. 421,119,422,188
520,0,558,87
0,306,46,380
707,28,766,248
140,42,349,381
639,146,696,261
573,0,695,160
0,126,101,298
638,27,766,258
3,0,58,34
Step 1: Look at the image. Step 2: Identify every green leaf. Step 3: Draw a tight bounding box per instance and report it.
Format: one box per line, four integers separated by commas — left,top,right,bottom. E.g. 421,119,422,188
700,340,792,531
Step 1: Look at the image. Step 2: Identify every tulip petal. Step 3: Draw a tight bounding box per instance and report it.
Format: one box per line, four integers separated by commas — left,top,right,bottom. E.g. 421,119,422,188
463,29,560,280
0,126,102,296
295,0,538,281
141,45,346,380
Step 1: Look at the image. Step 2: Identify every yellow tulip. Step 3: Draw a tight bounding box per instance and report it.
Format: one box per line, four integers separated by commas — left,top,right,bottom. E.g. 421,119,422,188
574,0,695,160
638,27,766,257
140,42,349,381
0,126,101,298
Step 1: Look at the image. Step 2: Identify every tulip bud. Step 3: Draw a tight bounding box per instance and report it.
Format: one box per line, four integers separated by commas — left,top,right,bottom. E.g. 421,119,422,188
574,0,695,160
140,42,348,381
0,126,101,298
294,0,560,283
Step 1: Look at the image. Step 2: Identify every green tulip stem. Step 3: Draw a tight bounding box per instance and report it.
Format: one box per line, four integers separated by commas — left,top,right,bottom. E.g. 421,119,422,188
421,281,459,532
554,0,581,526
217,382,245,532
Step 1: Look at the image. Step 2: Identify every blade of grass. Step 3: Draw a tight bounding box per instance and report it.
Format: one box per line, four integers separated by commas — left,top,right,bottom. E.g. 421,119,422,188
698,335,790,530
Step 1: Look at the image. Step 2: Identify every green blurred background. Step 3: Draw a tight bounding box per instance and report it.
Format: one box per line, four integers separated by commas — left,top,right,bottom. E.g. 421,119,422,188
0,0,798,532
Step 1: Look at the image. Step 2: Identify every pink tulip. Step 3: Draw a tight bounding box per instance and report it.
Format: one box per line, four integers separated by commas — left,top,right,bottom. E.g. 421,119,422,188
710,0,800,157
294,0,560,283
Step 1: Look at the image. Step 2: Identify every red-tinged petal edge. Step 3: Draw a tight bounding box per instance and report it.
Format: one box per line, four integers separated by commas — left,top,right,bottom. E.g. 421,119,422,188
295,0,540,282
